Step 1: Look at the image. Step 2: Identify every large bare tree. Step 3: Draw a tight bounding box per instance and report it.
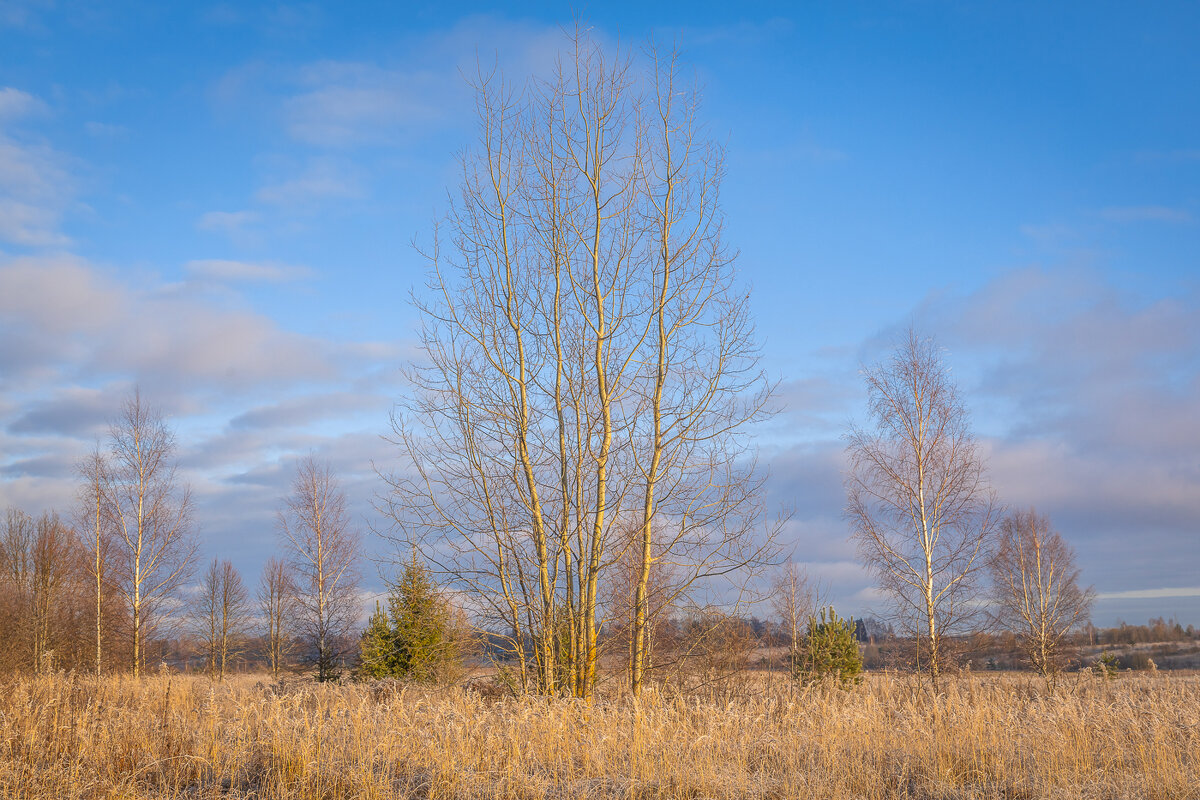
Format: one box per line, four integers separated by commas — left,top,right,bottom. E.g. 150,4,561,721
279,456,361,682
626,46,775,695
106,391,196,676
195,558,250,679
381,32,775,699
845,329,997,691
990,509,1093,687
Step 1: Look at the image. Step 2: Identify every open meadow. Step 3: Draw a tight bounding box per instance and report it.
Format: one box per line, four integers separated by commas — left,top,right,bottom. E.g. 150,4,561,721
1,671,1197,799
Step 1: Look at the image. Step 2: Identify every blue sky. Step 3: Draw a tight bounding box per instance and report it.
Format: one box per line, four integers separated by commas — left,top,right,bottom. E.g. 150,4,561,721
1,1,1198,626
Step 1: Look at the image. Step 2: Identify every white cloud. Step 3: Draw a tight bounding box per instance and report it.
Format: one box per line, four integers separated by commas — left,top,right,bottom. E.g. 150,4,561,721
0,254,370,392
1135,149,1200,164
196,210,261,246
0,198,70,247
229,392,388,430
213,15,567,151
0,87,46,119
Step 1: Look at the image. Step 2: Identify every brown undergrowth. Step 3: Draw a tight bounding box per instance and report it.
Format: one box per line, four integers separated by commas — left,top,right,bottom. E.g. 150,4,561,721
1,671,1196,799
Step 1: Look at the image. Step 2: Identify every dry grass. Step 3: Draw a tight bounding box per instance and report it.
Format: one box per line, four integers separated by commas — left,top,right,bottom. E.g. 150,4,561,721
1,671,1197,799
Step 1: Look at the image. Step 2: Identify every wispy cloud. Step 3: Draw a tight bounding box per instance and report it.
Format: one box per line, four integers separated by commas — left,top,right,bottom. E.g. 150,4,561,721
0,254,360,392
196,210,260,246
1134,149,1200,164
1098,205,1192,224
1097,587,1200,600
229,392,387,430
0,0,54,30
186,259,313,284
0,87,47,119
83,120,128,138
282,61,446,148
0,88,75,247
255,157,362,206
682,16,795,48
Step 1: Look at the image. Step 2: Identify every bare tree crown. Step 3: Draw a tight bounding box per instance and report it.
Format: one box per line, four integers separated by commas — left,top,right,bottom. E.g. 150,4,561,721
380,31,777,698
845,329,997,688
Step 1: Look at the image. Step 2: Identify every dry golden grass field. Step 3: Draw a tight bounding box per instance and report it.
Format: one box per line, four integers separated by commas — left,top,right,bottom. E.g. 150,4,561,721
1,671,1197,799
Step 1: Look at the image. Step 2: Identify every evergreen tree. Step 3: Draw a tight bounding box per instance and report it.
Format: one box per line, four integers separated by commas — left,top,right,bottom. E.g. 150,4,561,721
389,554,450,682
794,606,864,688
357,600,396,679
356,554,467,682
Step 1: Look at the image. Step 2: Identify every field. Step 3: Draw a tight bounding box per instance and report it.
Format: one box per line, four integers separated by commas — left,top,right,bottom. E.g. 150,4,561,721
1,671,1197,799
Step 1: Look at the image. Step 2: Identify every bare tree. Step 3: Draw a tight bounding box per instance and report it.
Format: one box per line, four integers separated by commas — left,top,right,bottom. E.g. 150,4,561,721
258,556,295,679
382,30,775,700
771,561,816,676
279,456,361,682
845,329,998,691
106,390,197,676
195,558,250,679
0,509,35,672
77,444,113,675
625,44,775,696
30,512,85,673
603,523,680,683
990,509,1094,687
1,508,101,674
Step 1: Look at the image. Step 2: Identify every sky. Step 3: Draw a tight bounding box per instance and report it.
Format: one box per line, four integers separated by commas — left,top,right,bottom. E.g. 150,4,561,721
1,0,1197,627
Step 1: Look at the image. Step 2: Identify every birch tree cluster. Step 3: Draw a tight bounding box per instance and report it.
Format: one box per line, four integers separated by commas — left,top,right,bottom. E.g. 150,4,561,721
0,392,194,675
382,32,777,698
1,426,364,681
844,329,1095,690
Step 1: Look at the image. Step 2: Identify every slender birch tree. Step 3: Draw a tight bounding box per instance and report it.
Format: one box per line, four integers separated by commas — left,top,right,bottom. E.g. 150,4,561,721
279,456,361,682
845,329,997,692
258,556,294,679
195,558,250,679
771,561,816,677
107,390,196,676
77,444,112,675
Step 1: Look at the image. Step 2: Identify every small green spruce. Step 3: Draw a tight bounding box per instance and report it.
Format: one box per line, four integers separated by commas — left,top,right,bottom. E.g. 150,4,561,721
356,554,464,683
390,553,452,682
1093,651,1120,680
793,606,864,688
358,600,397,679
